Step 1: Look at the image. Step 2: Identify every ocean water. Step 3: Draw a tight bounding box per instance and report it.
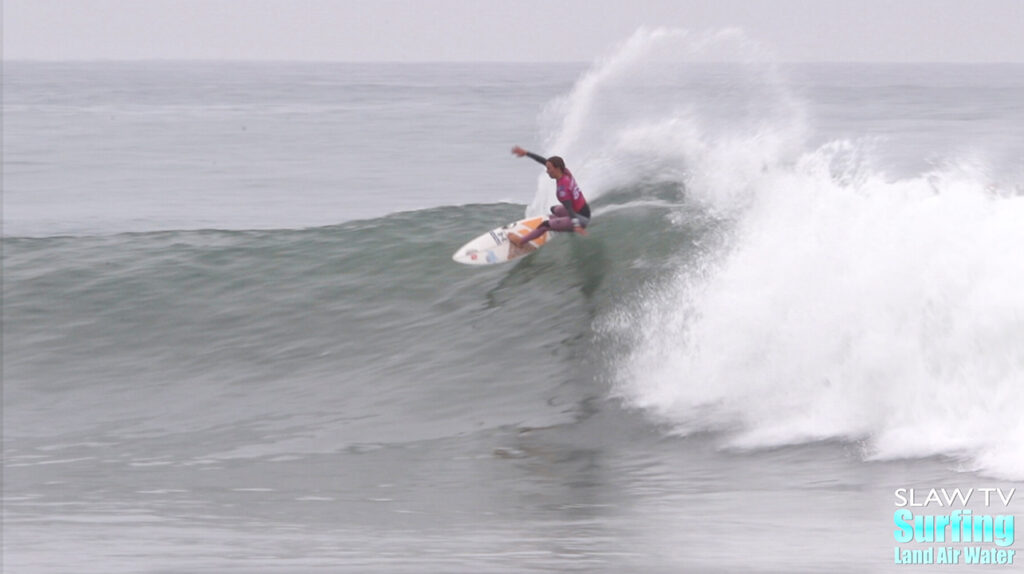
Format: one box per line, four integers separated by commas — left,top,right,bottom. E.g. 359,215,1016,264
4,29,1024,573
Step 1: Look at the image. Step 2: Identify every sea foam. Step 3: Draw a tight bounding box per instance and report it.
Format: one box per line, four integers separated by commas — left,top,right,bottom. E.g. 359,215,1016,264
558,28,1024,479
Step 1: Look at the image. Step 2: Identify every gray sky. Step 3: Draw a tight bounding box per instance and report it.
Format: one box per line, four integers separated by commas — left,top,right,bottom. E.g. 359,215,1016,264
4,0,1023,62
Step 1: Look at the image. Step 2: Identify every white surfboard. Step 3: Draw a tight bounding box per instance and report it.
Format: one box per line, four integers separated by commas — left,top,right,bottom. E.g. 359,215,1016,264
452,216,549,265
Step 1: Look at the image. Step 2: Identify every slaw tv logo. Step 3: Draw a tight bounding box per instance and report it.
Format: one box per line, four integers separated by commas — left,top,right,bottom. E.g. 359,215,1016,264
894,488,1016,566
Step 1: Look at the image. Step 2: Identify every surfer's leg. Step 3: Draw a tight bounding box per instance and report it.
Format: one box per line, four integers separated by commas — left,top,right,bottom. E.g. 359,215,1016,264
509,221,550,245
547,216,573,231
547,214,588,231
548,205,588,231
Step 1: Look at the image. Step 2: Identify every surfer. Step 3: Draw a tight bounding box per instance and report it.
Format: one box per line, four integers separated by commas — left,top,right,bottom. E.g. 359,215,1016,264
507,146,591,246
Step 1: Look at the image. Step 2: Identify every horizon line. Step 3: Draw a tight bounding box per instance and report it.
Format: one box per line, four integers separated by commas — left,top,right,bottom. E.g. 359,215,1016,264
4,58,1024,65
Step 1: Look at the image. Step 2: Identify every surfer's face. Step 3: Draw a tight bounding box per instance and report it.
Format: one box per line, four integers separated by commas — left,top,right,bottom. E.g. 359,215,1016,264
545,162,562,179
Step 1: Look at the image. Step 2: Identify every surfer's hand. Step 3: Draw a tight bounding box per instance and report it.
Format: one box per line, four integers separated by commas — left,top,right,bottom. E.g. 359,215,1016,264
511,146,527,157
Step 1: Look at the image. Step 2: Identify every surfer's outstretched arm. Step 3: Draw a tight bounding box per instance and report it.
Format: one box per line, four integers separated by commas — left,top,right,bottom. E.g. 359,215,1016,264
511,146,547,166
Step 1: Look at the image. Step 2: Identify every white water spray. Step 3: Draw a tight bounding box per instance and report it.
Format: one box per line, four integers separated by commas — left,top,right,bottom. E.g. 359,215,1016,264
564,29,1024,480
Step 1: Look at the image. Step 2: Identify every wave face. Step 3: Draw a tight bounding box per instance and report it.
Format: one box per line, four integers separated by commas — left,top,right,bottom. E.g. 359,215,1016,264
7,32,1024,484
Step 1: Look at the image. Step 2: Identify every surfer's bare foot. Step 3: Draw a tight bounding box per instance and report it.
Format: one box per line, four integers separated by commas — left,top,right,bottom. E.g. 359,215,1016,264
507,233,523,246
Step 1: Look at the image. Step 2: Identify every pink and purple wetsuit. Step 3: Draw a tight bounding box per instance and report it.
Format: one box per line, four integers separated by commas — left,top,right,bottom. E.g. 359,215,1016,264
517,152,591,243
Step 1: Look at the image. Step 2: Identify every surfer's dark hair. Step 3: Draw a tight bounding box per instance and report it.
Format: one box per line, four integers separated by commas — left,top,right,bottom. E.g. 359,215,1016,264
546,156,567,171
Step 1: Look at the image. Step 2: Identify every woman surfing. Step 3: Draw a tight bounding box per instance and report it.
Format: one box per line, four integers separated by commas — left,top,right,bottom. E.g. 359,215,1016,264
508,146,591,246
